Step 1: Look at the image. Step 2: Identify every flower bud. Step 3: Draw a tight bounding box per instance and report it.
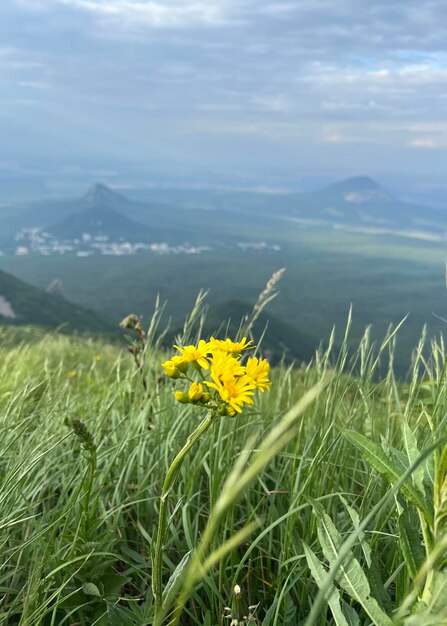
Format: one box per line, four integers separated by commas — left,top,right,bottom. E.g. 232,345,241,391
162,356,185,378
174,391,189,404
231,584,249,622
188,382,204,402
164,366,180,379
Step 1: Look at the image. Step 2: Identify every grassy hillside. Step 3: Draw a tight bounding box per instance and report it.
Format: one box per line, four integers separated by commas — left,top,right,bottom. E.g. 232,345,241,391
0,268,115,334
2,309,447,625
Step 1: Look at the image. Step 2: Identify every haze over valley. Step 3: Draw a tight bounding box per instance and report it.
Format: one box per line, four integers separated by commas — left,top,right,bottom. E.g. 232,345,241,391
0,174,446,375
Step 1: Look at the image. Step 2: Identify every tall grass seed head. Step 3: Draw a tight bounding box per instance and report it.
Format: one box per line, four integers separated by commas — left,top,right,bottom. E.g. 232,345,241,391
119,313,146,338
65,418,96,452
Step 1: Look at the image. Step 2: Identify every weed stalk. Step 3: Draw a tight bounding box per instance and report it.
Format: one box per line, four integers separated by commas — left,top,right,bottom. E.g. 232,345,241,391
152,410,215,624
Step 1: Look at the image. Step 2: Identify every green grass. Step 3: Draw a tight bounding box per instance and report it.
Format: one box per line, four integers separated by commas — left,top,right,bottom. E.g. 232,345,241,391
1,305,447,625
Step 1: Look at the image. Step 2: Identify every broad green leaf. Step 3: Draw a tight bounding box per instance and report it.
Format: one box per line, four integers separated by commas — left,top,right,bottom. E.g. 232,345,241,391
283,591,298,624
121,545,146,565
368,560,392,616
403,572,447,626
314,507,392,626
162,550,191,608
398,509,425,580
340,496,371,567
303,541,352,626
343,430,430,517
339,499,391,616
99,573,130,597
428,571,447,616
57,590,86,610
82,582,101,597
106,602,137,626
401,422,425,493
342,601,361,626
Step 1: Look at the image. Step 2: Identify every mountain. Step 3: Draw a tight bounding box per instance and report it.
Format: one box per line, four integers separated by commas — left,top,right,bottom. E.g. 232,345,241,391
319,176,393,204
299,176,447,231
3,177,447,246
46,204,149,240
0,183,198,243
0,183,138,237
0,268,114,333
171,175,447,235
123,176,447,231
82,183,131,209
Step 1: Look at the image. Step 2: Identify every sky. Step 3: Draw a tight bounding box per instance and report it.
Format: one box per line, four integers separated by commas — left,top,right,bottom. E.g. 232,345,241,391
1,0,447,189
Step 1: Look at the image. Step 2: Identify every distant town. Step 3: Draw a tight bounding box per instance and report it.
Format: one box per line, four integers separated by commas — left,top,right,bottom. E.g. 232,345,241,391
0,228,280,257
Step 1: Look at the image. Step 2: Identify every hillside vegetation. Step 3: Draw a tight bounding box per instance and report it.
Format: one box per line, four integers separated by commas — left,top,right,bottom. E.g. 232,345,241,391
0,268,115,334
2,300,447,625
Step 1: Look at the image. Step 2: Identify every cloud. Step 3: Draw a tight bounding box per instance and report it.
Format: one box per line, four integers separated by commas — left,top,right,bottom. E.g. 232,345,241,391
13,0,51,10
27,0,232,28
407,139,439,149
322,132,355,144
258,3,301,17
0,46,47,71
18,80,52,89
3,0,447,179
251,94,291,113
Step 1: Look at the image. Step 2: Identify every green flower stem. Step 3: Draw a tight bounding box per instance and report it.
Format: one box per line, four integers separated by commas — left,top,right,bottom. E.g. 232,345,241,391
152,410,215,624
82,445,97,537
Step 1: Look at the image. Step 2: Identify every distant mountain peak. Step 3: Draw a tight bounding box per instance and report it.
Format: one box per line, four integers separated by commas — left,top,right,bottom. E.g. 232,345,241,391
325,175,380,191
82,183,127,207
47,202,145,240
323,176,392,204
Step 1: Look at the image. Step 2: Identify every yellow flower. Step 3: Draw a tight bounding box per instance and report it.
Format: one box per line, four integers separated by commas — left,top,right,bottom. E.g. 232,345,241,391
163,336,271,416
174,339,210,369
188,382,204,401
209,350,245,381
162,355,185,378
68,370,78,379
245,357,271,392
209,336,252,355
206,374,256,414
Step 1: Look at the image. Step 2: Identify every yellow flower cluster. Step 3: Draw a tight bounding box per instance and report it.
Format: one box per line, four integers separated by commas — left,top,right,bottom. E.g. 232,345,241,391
162,337,271,416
